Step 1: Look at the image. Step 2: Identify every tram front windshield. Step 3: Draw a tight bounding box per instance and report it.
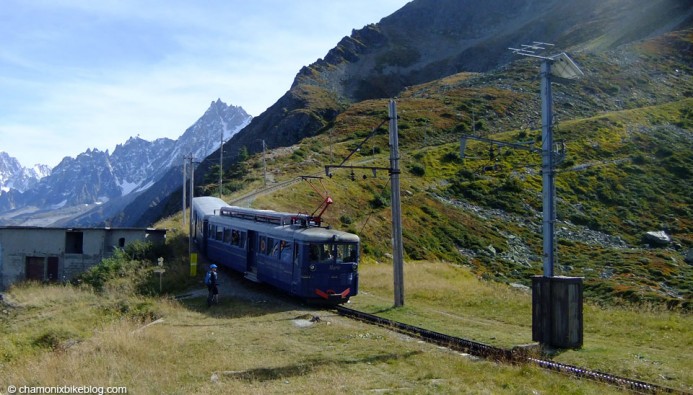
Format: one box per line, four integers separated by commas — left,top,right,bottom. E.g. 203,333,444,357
309,243,357,264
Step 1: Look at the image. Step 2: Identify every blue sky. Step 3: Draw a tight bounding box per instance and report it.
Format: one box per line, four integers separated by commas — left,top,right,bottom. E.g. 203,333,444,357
0,0,410,168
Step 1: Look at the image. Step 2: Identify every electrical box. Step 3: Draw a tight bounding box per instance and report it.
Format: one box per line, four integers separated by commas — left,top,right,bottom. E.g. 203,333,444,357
532,276,583,349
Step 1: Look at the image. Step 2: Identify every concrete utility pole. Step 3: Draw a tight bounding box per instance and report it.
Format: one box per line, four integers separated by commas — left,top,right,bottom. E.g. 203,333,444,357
324,100,405,307
188,155,195,260
540,59,556,277
262,140,267,187
389,100,405,307
508,43,583,277
182,158,187,227
219,130,224,197
256,139,267,187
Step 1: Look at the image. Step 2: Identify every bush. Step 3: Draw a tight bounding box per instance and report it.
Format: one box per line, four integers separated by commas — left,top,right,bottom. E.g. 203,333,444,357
370,192,390,209
33,328,78,350
441,151,461,163
291,149,306,161
410,164,426,177
500,176,523,193
79,241,162,294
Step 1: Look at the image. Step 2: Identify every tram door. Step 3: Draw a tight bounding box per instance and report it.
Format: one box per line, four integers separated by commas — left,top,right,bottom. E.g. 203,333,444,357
200,219,209,254
247,230,257,275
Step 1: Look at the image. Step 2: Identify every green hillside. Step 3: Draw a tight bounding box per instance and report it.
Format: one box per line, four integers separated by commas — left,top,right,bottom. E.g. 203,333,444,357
209,30,693,310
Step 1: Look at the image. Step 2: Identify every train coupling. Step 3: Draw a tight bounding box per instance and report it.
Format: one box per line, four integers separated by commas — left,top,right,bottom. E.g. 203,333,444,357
315,288,351,302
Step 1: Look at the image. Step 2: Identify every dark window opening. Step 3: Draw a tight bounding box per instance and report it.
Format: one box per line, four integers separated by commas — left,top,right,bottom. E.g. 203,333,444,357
118,237,126,248
66,231,84,254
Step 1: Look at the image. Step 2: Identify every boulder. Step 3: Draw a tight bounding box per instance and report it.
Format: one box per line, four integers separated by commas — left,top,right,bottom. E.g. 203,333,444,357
685,249,693,265
642,231,671,247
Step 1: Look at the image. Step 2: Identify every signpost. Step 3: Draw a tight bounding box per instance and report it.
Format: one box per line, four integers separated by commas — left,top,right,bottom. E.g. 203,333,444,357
154,257,165,293
190,253,198,276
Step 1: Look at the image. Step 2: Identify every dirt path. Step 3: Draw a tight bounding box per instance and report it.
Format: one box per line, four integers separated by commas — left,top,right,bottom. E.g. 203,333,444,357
177,256,290,306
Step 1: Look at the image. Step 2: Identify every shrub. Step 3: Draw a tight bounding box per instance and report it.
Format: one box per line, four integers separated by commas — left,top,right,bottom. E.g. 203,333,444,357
79,241,162,294
291,149,306,161
33,328,78,350
410,164,426,177
441,151,461,163
421,206,440,219
632,154,648,165
370,192,390,209
500,176,523,193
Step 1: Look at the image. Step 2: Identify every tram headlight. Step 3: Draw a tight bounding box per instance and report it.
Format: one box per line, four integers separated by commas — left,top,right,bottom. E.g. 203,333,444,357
309,264,316,271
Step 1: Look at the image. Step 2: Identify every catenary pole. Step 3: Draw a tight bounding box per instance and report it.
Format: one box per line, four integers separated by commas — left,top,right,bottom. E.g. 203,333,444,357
182,158,187,227
323,101,405,307
219,131,224,197
262,139,267,187
540,59,556,277
188,155,195,261
389,100,405,307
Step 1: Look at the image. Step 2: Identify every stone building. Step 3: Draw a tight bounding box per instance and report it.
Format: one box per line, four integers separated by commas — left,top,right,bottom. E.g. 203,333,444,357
0,226,166,290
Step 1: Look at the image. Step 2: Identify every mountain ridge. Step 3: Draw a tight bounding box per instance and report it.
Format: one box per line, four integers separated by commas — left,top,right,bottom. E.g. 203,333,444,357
203,0,692,172
0,152,51,194
0,100,251,226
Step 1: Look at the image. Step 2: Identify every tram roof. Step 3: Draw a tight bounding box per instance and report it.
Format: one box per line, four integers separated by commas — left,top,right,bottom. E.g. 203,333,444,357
193,196,359,243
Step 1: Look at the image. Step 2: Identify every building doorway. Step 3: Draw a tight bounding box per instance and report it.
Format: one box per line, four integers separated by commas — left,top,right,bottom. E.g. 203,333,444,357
25,256,60,282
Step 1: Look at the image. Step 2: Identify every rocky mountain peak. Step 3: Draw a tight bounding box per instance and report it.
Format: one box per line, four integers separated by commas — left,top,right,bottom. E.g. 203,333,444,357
0,100,252,226
0,152,51,194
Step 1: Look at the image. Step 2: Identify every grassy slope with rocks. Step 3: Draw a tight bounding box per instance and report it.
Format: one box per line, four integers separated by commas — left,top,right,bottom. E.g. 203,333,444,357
234,30,692,310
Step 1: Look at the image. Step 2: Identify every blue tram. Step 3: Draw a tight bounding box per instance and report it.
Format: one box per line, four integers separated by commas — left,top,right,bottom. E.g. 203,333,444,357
192,196,359,303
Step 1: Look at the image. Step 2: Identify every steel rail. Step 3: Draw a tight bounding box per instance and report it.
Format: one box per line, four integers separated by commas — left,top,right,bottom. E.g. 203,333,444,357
335,306,689,394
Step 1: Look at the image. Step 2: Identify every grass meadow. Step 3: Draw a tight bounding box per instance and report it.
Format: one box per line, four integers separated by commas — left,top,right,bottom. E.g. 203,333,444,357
1,259,690,394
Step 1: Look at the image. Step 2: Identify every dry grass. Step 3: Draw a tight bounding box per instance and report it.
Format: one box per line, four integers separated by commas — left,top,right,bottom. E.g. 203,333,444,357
352,261,534,346
352,261,693,390
1,269,628,394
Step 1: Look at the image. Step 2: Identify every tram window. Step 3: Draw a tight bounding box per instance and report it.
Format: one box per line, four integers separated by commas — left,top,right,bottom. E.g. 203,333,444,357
266,238,276,256
223,228,232,244
309,244,320,261
336,244,357,262
216,226,223,241
279,241,292,263
259,236,267,254
231,230,240,246
309,243,334,263
239,231,247,248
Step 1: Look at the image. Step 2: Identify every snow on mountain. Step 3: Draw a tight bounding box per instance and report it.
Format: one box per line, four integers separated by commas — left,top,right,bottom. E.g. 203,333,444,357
166,99,252,168
0,152,51,193
110,136,176,195
0,99,252,226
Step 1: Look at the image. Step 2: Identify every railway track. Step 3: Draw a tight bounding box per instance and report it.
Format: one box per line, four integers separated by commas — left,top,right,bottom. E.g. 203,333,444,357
335,305,689,394
227,177,303,207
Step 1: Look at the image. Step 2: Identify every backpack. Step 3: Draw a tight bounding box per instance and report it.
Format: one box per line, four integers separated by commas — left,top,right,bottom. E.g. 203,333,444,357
204,271,212,286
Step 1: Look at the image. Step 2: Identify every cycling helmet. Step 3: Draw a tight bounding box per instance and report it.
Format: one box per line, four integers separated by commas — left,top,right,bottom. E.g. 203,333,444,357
210,264,218,269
